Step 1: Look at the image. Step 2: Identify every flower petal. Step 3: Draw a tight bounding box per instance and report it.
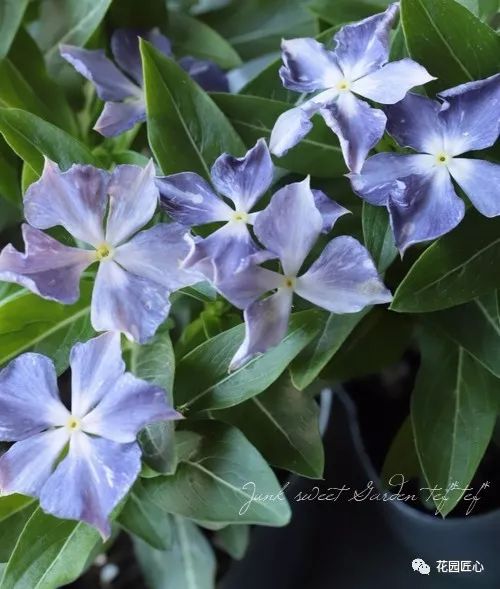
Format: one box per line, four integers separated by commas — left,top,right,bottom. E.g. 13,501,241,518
312,189,350,233
217,266,283,309
157,172,233,225
320,92,387,173
82,373,180,443
351,59,435,104
70,332,125,419
24,159,109,246
388,169,465,253
279,38,342,92
59,44,139,101
448,158,500,218
105,161,158,246
0,354,69,441
211,139,274,212
0,225,95,304
91,261,171,343
178,56,229,92
333,3,399,80
254,178,323,276
39,433,141,538
94,99,146,137
114,223,200,291
438,73,500,155
295,236,392,311
349,152,435,205
229,289,293,371
384,92,445,154
0,428,69,497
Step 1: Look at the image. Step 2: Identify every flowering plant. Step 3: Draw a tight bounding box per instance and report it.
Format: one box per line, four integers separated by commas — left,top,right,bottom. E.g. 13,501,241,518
0,0,498,587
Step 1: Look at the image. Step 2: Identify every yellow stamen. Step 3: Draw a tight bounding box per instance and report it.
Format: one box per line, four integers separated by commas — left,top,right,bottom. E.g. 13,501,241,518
282,276,296,289
231,211,249,223
66,416,81,432
435,152,451,166
95,243,113,261
336,79,351,92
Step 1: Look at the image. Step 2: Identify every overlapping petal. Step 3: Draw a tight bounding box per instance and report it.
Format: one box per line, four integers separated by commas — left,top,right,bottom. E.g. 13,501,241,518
448,158,500,218
94,99,146,137
178,56,229,92
312,189,350,233
217,265,282,310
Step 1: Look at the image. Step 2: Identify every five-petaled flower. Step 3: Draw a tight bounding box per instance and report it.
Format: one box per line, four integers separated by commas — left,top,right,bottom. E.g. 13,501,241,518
0,333,180,537
60,28,228,137
350,73,500,252
218,178,392,370
0,160,198,343
269,3,435,173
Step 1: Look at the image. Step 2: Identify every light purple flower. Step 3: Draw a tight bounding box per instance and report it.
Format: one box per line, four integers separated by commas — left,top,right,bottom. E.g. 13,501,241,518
0,159,198,343
223,178,392,370
350,74,500,252
0,332,180,538
269,3,435,173
60,29,228,137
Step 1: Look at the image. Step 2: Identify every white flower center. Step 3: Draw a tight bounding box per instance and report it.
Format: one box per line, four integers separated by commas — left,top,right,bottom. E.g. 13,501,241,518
434,152,452,167
66,415,81,432
282,276,296,290
336,78,352,93
95,242,114,261
231,211,249,223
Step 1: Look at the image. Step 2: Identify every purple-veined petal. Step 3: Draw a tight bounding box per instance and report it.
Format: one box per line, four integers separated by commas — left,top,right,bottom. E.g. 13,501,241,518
82,373,180,443
349,152,435,206
0,428,69,497
59,44,140,101
332,3,399,80
178,56,229,92
279,38,342,92
217,265,282,310
320,92,387,173
254,178,323,276
0,354,69,441
114,223,201,291
91,260,171,343
94,99,146,137
384,92,445,154
448,158,500,218
295,236,392,311
39,433,141,538
438,73,500,155
70,332,125,419
157,172,233,225
211,139,274,212
312,189,350,233
351,59,435,104
229,288,293,371
388,169,465,253
105,161,158,246
24,159,109,246
0,225,95,304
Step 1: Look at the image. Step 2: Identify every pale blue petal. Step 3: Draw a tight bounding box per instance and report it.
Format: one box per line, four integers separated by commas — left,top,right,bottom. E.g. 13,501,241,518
94,99,146,137
448,158,500,218
312,189,350,233
217,266,282,310
179,56,229,92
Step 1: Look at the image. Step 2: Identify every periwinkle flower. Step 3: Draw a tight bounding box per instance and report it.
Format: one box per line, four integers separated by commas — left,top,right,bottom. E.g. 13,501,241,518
60,29,228,137
350,74,500,252
0,160,198,343
0,332,180,537
269,3,435,173
222,178,392,370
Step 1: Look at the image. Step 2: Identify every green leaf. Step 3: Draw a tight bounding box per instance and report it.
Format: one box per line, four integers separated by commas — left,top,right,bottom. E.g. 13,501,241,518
381,417,421,486
0,281,94,374
401,0,500,91
0,136,21,205
391,213,500,313
143,421,291,526
129,325,178,475
141,40,245,179
290,309,368,390
362,202,398,273
0,496,36,562
308,0,391,25
411,327,499,515
109,0,167,28
0,1,29,59
0,507,101,589
214,525,250,560
212,93,346,178
0,108,97,176
168,11,242,68
214,373,324,478
174,310,323,412
134,515,216,589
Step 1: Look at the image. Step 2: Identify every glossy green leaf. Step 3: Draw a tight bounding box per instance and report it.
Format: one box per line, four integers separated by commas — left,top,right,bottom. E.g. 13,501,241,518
0,496,36,563
141,40,245,179
214,373,324,478
214,525,250,560
401,0,500,91
143,421,291,526
308,0,391,24
362,202,398,273
391,213,500,313
174,310,323,411
0,508,101,589
109,0,167,28
411,327,499,515
0,136,20,205
212,93,346,177
0,0,29,59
